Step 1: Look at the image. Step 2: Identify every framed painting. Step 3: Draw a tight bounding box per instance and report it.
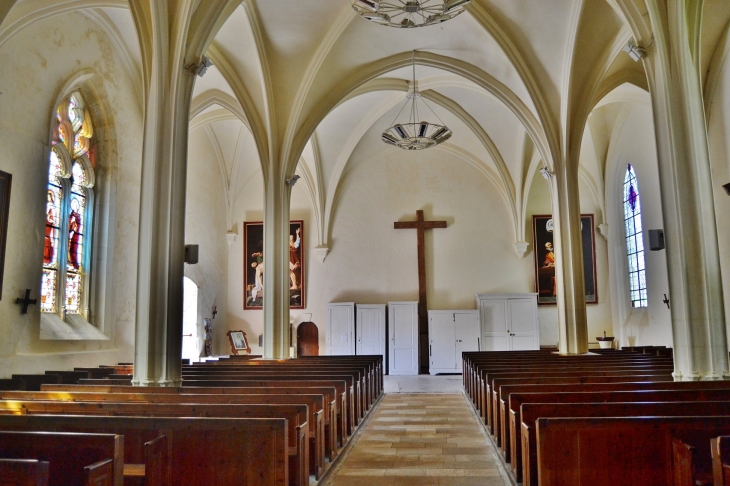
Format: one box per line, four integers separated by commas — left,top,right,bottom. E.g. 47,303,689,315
226,330,252,355
244,220,305,310
0,170,11,301
533,214,597,305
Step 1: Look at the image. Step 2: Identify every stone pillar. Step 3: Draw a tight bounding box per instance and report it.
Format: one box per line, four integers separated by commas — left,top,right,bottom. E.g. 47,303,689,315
645,0,728,379
552,156,589,355
262,173,292,359
132,2,196,387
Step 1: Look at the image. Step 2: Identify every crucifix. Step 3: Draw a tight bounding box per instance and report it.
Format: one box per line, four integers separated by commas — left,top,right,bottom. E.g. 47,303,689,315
395,210,447,372
15,289,38,315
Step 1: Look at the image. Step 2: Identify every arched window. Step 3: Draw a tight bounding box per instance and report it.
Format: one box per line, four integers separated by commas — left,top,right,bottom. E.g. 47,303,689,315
41,92,95,318
623,164,647,308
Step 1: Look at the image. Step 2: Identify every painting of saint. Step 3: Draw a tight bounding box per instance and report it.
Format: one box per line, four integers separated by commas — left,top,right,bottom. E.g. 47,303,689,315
533,214,597,305
244,220,305,309
68,198,82,270
44,190,57,265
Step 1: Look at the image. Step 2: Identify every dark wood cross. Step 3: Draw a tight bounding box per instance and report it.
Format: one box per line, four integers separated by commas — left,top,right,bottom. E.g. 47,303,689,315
395,210,447,371
15,289,37,315
211,305,218,319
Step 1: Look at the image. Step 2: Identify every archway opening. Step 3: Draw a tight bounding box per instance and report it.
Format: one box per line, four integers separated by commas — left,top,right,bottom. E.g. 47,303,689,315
183,277,199,362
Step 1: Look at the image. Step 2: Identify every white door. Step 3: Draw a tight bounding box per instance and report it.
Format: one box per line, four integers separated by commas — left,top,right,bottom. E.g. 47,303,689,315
326,303,355,355
356,305,385,360
454,311,480,369
388,302,419,375
428,312,456,374
480,299,509,351
508,299,538,350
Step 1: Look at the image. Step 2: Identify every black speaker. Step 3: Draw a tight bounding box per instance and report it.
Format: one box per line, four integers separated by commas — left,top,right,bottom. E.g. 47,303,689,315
723,182,730,195
258,334,263,347
184,244,199,264
648,229,665,251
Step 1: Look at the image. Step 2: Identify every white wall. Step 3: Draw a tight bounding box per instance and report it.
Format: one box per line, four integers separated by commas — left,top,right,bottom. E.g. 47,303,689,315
185,129,231,357
0,11,143,375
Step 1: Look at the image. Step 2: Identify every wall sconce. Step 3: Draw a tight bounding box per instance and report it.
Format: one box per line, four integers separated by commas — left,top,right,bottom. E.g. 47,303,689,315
286,175,301,187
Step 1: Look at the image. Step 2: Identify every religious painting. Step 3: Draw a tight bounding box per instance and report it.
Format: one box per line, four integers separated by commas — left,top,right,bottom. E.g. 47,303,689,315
533,214,597,305
244,220,305,310
226,330,252,355
0,170,11,301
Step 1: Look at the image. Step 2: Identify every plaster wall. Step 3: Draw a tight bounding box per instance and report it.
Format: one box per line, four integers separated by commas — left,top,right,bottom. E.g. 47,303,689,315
185,129,230,357
0,12,142,375
604,105,672,348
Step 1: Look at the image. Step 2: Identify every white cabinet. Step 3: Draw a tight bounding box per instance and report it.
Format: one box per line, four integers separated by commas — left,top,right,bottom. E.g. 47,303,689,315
326,303,355,355
356,304,386,363
388,301,419,375
476,294,539,351
428,310,480,374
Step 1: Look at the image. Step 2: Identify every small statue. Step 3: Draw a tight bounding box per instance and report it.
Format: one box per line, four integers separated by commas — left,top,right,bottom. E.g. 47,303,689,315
204,318,213,357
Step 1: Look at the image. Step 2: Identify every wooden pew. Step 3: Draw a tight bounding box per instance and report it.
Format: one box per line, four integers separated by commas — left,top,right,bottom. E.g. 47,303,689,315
0,402,309,486
712,436,730,485
0,431,123,486
10,375,62,392
1,390,329,480
521,401,730,486
536,416,730,486
489,373,674,441
503,381,730,480
0,459,49,486
0,415,289,486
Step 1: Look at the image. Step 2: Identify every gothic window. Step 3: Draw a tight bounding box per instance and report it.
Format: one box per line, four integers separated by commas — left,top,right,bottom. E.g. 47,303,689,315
623,164,647,308
41,92,95,318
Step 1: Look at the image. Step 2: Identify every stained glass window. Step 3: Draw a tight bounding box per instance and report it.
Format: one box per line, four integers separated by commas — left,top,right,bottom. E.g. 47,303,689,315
41,92,94,318
624,164,647,308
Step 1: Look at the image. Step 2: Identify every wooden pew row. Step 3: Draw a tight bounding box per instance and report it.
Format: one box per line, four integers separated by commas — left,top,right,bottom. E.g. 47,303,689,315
522,401,730,486
180,379,352,441
0,459,50,486
183,366,367,421
489,373,674,442
0,402,309,486
461,350,666,398
535,416,730,486
0,415,288,486
507,387,730,484
0,431,123,486
20,388,332,474
298,355,384,398
463,352,672,405
464,353,672,413
469,355,673,415
483,365,674,426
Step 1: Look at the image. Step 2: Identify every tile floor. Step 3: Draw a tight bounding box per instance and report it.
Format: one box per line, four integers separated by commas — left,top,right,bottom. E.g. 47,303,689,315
321,378,509,486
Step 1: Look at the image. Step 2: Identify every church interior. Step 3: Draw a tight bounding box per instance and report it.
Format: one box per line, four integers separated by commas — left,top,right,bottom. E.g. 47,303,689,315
0,0,729,484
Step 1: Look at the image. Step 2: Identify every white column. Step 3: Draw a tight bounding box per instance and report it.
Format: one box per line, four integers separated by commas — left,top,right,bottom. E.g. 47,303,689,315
646,0,728,379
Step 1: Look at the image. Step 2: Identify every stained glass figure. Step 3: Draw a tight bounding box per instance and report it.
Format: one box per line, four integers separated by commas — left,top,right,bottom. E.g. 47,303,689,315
624,164,647,308
41,92,94,318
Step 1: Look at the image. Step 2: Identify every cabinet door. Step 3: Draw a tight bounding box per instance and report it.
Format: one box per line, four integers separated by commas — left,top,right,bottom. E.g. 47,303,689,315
327,304,354,355
356,305,385,358
508,299,538,350
480,300,509,351
455,312,480,369
389,302,419,375
429,313,456,372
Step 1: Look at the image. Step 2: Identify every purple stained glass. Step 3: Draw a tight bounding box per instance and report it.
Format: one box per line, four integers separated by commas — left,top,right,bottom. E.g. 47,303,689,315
624,164,647,308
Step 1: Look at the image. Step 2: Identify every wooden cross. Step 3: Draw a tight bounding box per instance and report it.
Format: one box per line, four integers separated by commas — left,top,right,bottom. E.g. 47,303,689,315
15,289,37,315
394,210,447,371
212,305,218,319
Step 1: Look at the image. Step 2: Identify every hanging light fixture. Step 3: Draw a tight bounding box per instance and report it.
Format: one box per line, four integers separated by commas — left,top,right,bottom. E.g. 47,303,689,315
381,52,452,150
351,0,471,28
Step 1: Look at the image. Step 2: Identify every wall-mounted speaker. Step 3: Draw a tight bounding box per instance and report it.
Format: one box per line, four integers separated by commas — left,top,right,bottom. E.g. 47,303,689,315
648,229,665,251
723,182,730,195
184,245,199,264
258,334,263,347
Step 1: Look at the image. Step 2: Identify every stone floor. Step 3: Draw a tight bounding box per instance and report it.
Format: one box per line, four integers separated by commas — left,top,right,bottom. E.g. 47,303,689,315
321,378,509,486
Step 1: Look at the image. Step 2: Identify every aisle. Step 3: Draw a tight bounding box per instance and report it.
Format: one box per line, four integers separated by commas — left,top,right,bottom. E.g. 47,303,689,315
322,392,508,486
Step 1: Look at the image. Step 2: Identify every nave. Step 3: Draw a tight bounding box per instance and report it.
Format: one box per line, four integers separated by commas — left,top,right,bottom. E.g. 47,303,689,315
323,376,508,486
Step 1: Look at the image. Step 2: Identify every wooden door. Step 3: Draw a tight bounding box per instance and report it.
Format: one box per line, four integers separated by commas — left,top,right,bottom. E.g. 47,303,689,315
479,299,509,351
388,302,418,375
296,321,319,356
326,303,355,355
356,305,385,360
508,299,538,350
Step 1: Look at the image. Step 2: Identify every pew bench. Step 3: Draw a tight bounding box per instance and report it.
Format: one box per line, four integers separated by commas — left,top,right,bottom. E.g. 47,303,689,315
0,458,49,486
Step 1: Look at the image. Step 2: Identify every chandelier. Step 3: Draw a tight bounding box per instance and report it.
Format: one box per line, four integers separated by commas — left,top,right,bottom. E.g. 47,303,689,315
351,0,471,28
381,53,452,150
